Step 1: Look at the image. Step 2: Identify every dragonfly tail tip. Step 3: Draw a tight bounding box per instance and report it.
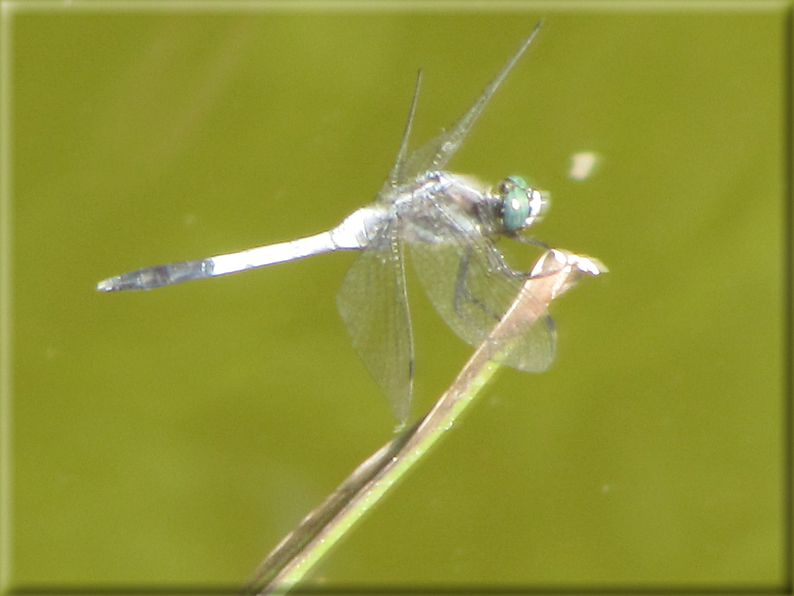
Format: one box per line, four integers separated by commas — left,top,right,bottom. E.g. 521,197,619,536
96,278,116,292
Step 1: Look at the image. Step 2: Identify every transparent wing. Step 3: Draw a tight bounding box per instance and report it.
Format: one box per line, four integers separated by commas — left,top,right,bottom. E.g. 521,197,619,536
336,225,414,424
395,20,543,185
383,70,422,193
407,196,555,372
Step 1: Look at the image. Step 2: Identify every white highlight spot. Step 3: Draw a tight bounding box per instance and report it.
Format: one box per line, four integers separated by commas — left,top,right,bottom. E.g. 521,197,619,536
569,152,600,181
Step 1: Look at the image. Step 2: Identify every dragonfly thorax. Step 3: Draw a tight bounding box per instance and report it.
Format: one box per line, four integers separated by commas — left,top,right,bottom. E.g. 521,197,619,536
496,175,547,233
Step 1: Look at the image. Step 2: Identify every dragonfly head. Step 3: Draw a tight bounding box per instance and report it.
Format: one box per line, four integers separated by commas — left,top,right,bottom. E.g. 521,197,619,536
497,175,548,233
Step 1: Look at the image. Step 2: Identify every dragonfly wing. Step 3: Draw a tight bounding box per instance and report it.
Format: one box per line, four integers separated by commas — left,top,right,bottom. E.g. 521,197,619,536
336,224,414,424
396,20,543,184
407,198,555,373
383,70,422,192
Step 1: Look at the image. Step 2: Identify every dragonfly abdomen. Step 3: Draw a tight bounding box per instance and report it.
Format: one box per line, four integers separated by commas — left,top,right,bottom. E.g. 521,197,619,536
96,259,213,291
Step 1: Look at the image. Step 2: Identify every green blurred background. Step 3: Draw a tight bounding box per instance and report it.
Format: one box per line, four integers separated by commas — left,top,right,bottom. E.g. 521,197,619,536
5,4,784,592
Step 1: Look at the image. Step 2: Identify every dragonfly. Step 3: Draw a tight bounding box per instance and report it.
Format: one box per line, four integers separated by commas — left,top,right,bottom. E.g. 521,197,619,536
97,20,555,424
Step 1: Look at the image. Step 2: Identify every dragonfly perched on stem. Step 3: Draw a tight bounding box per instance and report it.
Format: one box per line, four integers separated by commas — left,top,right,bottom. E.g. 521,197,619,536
98,20,557,424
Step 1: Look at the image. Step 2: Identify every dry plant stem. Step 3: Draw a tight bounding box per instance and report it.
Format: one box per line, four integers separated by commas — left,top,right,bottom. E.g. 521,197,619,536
247,250,603,595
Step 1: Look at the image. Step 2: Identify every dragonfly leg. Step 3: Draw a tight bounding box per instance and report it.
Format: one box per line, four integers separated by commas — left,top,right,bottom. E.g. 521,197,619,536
512,235,550,250
453,248,500,322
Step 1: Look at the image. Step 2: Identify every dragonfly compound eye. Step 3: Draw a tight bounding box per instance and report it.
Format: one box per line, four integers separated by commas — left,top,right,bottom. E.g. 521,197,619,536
500,175,547,232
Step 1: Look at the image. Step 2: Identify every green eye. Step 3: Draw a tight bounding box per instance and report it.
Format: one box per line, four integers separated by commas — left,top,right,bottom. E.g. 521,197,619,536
500,176,544,232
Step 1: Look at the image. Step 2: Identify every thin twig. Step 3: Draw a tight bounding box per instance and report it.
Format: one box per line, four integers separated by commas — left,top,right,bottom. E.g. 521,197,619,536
245,249,606,595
